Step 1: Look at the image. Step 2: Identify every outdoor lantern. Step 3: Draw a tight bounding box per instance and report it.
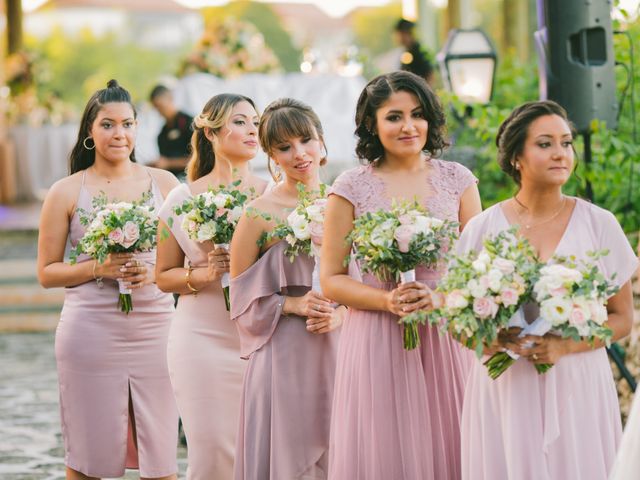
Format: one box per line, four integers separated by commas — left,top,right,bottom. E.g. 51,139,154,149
437,28,497,104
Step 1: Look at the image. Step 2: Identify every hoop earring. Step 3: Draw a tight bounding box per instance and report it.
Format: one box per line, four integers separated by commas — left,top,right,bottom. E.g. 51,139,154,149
83,137,95,150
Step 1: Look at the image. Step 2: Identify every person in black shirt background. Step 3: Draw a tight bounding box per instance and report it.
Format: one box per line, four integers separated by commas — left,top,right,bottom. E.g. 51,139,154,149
394,19,435,86
150,85,193,180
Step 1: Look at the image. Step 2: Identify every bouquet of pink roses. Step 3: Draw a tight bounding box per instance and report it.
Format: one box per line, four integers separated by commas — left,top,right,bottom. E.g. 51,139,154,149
348,200,458,350
428,228,540,365
257,183,327,291
483,250,617,378
169,180,250,310
70,192,157,314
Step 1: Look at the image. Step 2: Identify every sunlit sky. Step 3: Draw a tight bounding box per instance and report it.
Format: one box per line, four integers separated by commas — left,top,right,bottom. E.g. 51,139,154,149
22,0,640,18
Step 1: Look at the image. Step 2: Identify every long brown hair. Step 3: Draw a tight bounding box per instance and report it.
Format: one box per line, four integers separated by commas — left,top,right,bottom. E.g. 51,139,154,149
186,93,257,182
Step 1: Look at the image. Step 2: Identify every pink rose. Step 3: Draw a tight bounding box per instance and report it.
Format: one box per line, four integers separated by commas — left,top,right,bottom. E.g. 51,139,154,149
394,225,415,253
500,288,519,307
122,221,140,248
398,214,413,225
549,286,569,297
309,221,324,245
108,227,124,245
473,297,499,319
569,306,587,327
216,208,228,218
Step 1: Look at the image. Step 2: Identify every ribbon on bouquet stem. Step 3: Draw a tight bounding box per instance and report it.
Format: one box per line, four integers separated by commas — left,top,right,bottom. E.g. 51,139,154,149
484,309,554,378
215,243,231,311
311,242,322,294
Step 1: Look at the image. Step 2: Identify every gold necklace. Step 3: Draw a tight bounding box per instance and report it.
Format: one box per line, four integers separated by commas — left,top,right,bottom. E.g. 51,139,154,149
513,195,566,230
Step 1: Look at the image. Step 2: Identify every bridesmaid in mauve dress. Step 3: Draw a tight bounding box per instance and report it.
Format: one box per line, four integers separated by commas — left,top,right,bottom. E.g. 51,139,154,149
457,100,637,480
156,94,267,479
37,80,180,479
321,71,482,480
230,98,344,480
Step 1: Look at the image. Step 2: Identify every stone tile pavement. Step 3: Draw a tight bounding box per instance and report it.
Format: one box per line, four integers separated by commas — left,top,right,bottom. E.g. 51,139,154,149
0,332,187,479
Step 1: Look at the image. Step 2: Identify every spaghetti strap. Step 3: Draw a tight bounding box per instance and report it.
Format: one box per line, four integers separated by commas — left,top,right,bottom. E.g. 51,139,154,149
81,170,87,186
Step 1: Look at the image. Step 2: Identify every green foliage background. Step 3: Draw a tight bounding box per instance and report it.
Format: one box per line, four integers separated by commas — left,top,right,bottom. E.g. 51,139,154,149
444,12,640,239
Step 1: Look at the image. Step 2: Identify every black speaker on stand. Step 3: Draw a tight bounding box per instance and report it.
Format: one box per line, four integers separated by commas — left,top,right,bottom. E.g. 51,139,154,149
535,0,618,200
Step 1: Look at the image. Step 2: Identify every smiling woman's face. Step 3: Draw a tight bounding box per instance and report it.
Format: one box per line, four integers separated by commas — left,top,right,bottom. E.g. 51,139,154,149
374,90,428,161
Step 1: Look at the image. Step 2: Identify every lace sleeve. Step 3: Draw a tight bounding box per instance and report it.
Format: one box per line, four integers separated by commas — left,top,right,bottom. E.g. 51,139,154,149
329,167,360,209
451,161,478,197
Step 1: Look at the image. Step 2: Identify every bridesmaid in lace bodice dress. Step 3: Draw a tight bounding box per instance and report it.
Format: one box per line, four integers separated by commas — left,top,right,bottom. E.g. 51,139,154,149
321,71,482,479
37,80,180,479
230,98,344,479
156,94,268,479
457,101,637,480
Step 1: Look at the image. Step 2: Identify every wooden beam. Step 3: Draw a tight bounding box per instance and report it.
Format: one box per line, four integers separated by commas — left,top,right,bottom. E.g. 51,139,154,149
7,0,24,55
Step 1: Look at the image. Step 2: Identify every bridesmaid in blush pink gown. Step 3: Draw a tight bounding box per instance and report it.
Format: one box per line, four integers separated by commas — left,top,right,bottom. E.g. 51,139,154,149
321,71,482,479
37,80,180,480
156,94,267,479
457,101,637,480
230,98,344,480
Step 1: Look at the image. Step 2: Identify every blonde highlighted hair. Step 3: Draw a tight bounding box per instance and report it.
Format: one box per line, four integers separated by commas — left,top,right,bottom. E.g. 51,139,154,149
258,98,327,181
186,93,257,182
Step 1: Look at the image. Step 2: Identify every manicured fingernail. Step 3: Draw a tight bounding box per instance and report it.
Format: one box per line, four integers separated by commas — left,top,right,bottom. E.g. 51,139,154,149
120,267,126,272
125,262,132,267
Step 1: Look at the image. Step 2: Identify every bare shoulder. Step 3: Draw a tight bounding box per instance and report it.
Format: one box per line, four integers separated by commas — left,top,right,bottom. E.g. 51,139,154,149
249,175,269,195
146,166,180,196
45,172,83,211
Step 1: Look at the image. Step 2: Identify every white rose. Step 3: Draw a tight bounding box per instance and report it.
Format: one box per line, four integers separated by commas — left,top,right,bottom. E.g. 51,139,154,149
487,268,503,292
445,289,469,310
197,221,217,242
468,278,488,299
305,204,324,223
472,259,487,274
213,193,232,209
413,215,433,236
492,258,515,275
478,251,491,266
287,210,310,240
202,191,216,207
230,206,243,222
540,297,573,326
541,264,583,285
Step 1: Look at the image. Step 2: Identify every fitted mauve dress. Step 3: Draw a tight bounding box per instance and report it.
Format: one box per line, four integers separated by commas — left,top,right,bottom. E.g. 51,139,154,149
230,241,340,479
158,183,245,479
328,160,476,480
457,199,639,480
55,171,179,478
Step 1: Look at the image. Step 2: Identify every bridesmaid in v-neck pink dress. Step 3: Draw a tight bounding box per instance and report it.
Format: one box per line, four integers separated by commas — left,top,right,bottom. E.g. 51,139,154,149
321,71,482,479
458,100,637,480
37,80,180,480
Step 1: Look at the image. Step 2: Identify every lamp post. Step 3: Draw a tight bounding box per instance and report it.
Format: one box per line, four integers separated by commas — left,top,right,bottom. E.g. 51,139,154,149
437,28,497,105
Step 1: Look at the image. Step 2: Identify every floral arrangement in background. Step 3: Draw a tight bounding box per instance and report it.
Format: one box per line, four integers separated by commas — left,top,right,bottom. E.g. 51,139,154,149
3,50,76,126
179,18,281,78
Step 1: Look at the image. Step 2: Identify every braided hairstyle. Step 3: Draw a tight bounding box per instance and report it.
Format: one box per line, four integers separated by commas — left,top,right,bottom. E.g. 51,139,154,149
186,93,257,182
354,70,448,163
496,100,576,185
69,79,136,174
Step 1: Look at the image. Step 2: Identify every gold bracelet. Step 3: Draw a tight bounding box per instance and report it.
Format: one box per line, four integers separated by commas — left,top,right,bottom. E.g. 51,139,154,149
185,265,199,294
92,260,104,289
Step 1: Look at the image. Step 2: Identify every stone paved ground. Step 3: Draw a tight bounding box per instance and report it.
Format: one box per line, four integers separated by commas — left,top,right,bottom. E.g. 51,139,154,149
0,332,187,479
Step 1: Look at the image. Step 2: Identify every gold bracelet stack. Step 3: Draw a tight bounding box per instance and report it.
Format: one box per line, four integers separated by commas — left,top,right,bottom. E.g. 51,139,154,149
185,265,199,295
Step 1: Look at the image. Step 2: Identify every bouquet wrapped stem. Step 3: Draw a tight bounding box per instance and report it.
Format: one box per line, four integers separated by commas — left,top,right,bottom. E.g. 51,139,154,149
216,242,231,311
117,278,134,314
399,269,427,350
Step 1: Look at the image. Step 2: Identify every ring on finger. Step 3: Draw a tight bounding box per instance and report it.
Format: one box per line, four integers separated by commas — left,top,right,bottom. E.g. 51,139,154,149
532,353,539,360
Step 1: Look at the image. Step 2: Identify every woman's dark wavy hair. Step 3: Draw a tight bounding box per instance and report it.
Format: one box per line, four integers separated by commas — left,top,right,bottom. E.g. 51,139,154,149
354,71,448,163
496,100,577,185
187,93,256,182
69,79,137,174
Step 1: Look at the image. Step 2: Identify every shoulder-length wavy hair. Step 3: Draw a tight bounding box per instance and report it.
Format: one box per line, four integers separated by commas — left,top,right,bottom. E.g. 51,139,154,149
69,79,137,174
354,71,448,163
